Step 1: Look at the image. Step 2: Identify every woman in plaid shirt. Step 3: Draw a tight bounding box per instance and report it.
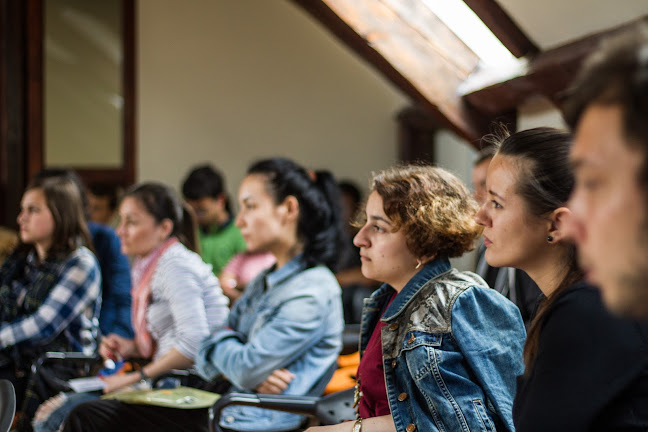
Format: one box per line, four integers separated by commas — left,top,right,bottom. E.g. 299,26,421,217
0,175,101,430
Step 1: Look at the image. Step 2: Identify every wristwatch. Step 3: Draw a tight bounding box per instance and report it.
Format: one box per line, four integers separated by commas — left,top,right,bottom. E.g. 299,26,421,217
352,418,362,432
139,369,149,382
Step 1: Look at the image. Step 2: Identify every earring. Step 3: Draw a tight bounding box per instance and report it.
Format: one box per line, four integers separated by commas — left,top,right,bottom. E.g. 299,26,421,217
415,261,422,269
547,235,554,243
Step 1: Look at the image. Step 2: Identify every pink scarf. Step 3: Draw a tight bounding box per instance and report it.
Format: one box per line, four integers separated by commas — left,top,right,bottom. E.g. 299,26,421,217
131,237,178,358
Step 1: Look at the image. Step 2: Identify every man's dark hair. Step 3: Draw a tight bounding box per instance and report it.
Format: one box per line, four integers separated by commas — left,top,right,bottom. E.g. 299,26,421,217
181,164,226,200
338,180,362,209
88,183,120,211
565,26,648,188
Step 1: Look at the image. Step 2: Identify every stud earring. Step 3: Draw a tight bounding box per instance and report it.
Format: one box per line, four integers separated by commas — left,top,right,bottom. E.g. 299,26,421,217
547,235,554,243
415,261,422,269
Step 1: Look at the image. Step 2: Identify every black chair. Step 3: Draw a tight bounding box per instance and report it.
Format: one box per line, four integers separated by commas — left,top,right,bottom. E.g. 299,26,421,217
0,379,16,432
342,284,374,325
31,351,100,377
208,387,355,432
31,351,214,398
29,351,102,401
341,323,361,355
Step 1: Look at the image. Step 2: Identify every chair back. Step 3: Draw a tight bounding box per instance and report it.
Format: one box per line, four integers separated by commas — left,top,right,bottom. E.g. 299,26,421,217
0,379,16,432
209,387,355,432
313,387,356,425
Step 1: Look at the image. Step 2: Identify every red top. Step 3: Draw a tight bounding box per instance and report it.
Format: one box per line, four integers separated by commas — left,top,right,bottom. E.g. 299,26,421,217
357,291,397,418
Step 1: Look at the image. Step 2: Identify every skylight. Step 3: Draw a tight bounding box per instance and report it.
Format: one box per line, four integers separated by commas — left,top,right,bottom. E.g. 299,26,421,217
421,0,518,68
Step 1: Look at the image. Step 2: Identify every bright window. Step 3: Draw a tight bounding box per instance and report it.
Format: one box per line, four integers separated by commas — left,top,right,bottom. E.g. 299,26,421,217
422,0,518,68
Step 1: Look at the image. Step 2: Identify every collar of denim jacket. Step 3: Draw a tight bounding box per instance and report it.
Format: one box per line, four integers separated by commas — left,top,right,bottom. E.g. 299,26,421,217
380,257,452,321
265,253,306,290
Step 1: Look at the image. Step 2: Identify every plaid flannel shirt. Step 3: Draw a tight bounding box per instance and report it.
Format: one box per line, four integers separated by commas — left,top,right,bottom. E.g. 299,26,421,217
0,246,101,353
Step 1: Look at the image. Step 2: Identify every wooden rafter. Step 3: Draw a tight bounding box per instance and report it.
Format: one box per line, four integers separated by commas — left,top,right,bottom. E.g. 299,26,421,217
0,0,28,227
463,0,538,58
464,15,648,116
291,0,492,144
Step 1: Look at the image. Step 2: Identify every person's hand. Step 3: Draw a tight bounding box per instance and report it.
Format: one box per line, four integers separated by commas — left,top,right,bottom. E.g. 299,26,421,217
255,369,295,394
99,334,138,360
219,270,242,303
101,372,140,394
99,334,121,361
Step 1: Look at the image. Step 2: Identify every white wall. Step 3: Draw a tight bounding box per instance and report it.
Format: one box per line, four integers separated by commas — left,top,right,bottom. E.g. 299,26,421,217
434,129,478,271
137,0,409,201
517,95,568,131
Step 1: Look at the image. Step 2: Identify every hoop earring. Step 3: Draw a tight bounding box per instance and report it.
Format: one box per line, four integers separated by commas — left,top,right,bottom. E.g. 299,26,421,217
415,261,422,269
547,235,554,243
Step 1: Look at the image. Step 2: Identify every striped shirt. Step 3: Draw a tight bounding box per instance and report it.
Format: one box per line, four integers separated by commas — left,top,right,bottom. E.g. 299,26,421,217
146,242,229,361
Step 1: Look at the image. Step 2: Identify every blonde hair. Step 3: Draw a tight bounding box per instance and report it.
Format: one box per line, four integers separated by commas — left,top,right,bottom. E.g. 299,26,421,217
367,165,482,259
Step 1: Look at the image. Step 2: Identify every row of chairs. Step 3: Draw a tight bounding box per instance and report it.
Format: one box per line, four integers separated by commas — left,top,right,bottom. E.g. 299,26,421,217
0,376,353,432
24,321,361,431
17,287,371,431
209,387,355,432
29,350,356,431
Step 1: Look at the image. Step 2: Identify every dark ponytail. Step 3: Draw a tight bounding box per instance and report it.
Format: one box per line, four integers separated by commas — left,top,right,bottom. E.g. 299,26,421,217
247,158,344,271
124,183,199,253
179,203,199,254
494,127,584,374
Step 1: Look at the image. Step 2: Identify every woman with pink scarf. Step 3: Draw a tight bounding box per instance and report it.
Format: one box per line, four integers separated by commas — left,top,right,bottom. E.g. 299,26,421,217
33,182,229,431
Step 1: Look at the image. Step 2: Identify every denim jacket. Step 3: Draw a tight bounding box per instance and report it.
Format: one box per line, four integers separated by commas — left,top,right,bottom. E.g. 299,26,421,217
360,258,525,432
196,255,343,432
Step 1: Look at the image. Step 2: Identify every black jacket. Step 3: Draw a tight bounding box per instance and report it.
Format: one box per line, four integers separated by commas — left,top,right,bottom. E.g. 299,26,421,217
514,282,648,431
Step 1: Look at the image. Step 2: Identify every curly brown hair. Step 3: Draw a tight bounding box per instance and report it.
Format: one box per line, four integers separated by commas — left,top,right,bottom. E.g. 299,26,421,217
367,164,482,259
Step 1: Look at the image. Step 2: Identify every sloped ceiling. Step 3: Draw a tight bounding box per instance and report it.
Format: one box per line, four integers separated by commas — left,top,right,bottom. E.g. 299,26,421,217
498,0,648,49
293,0,648,145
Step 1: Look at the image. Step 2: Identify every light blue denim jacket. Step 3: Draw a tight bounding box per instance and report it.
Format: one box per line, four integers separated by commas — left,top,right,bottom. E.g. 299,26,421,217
360,258,525,432
196,255,344,432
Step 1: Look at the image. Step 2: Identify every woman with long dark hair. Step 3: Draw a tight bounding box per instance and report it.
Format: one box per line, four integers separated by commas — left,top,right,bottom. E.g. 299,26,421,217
64,158,345,432
475,127,648,431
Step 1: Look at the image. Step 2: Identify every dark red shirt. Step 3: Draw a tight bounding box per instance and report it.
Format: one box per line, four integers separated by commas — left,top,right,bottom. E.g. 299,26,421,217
357,291,397,418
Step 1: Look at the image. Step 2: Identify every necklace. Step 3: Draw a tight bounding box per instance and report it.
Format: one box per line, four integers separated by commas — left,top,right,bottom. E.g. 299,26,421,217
353,377,363,413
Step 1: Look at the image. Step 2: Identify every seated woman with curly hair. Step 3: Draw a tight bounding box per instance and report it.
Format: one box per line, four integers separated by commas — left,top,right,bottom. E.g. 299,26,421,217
306,165,526,432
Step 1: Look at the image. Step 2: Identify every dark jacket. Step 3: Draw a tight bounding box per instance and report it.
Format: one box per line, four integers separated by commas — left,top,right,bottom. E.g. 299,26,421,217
514,282,648,431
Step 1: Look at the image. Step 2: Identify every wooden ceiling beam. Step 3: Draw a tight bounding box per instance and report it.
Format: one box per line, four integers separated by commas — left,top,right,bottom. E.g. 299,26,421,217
291,0,491,144
464,15,648,116
462,0,539,58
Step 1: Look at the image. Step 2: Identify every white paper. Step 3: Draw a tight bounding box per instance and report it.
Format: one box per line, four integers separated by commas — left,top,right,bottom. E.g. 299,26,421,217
67,376,106,393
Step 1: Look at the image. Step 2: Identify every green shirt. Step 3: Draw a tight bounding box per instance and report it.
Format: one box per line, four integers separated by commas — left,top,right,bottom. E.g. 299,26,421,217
198,220,247,275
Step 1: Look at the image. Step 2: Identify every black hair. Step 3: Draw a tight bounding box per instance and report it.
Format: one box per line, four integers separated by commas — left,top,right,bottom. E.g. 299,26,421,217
494,127,583,374
247,158,344,271
338,180,362,209
498,128,574,219
124,183,199,253
88,182,120,211
182,164,224,199
181,164,232,214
